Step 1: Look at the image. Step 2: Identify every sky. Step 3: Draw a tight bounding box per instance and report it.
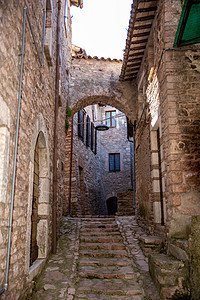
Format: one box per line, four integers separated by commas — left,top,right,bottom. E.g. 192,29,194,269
70,0,133,60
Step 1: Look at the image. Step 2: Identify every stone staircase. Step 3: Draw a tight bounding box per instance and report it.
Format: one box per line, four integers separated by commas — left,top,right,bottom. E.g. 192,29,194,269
75,217,144,299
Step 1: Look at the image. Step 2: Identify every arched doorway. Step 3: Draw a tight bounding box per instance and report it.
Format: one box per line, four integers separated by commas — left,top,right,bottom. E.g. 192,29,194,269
29,131,50,267
30,137,39,265
107,197,117,215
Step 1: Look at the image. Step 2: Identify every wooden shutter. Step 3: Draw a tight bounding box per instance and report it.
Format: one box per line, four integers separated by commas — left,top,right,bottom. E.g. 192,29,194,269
86,115,90,147
91,122,94,151
78,110,84,141
94,129,97,154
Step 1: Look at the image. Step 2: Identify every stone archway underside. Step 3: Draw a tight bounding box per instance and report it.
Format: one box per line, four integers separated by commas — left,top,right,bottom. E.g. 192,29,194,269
69,58,137,123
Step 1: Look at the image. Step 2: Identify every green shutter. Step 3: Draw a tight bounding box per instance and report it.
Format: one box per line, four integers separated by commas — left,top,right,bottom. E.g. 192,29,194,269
174,0,200,47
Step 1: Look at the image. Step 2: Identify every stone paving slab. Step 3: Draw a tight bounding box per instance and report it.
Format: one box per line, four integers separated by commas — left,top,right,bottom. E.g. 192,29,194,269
76,278,142,295
79,257,131,266
79,249,128,258
80,242,125,250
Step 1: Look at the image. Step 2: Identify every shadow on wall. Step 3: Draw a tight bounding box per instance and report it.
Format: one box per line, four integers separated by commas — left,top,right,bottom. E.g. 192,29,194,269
107,197,117,215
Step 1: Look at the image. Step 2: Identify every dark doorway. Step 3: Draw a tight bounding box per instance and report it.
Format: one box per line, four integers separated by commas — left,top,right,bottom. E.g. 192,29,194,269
30,138,39,266
107,197,117,215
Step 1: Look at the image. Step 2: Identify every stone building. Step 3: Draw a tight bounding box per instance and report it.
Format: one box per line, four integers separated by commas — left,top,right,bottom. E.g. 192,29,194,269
0,0,200,299
0,0,82,298
64,102,133,216
119,0,200,298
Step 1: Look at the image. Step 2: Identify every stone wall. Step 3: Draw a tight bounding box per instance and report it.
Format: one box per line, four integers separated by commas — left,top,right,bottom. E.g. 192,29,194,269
134,0,200,238
64,104,133,216
0,0,72,298
64,105,107,216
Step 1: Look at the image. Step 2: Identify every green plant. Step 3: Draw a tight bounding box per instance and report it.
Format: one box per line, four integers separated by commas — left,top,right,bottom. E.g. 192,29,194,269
65,106,72,132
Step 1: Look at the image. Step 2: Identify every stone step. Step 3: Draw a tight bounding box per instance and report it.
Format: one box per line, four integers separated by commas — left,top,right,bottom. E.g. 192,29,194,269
80,242,125,251
149,253,185,299
79,257,131,267
75,294,143,300
80,249,128,258
81,231,121,236
81,224,118,229
76,278,142,296
78,265,137,279
81,218,115,222
81,228,119,234
80,236,123,243
80,216,116,220
168,239,189,261
139,235,163,256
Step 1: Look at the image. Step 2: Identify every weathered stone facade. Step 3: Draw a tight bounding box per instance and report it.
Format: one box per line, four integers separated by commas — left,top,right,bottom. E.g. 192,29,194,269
99,106,133,206
0,0,77,298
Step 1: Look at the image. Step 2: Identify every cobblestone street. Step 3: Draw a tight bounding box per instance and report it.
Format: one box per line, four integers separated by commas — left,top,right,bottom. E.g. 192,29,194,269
30,217,160,300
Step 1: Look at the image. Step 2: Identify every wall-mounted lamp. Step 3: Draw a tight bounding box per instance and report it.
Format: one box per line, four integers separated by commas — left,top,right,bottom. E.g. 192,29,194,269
95,123,109,131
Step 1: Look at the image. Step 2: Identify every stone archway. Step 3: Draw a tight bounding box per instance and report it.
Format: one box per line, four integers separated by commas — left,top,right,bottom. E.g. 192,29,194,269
69,57,137,122
25,114,50,278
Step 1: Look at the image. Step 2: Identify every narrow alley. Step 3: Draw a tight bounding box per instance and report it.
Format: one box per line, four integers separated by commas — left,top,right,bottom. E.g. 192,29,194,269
30,216,160,300
1,0,200,299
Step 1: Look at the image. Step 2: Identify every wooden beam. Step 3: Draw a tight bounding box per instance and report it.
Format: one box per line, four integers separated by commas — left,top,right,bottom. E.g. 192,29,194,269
128,57,143,63
130,45,146,51
129,51,144,57
134,24,152,30
127,62,141,67
135,6,157,13
130,38,148,45
132,31,150,37
135,15,155,22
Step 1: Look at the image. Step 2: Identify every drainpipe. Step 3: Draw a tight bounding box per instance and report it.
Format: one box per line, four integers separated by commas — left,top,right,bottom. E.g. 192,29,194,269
133,138,136,210
68,116,74,215
0,6,27,296
52,0,61,254
128,137,136,210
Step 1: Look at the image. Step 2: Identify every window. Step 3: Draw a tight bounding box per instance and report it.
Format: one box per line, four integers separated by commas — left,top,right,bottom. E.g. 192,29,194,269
64,0,68,37
109,153,120,172
44,0,53,66
86,115,90,147
78,109,84,141
105,111,116,127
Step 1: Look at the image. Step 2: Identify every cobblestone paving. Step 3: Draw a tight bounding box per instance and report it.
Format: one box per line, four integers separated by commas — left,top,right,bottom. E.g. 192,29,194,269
30,216,160,300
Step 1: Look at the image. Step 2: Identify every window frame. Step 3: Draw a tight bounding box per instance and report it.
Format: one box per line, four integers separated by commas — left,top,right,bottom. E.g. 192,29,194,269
105,110,116,128
109,153,120,172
